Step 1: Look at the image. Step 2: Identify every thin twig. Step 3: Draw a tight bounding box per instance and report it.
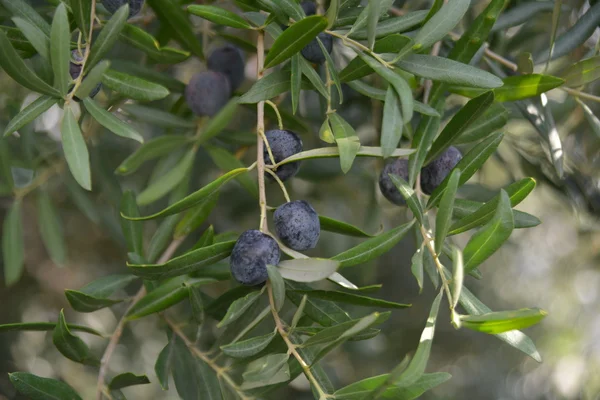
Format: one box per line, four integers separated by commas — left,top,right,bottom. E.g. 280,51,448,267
267,282,331,399
562,87,600,103
326,30,394,68
66,0,97,103
265,100,284,130
256,30,269,233
265,168,291,202
95,237,185,400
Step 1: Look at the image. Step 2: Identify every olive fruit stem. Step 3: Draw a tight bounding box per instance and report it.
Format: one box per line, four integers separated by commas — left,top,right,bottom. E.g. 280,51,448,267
66,0,97,104
267,281,332,399
265,168,291,202
265,100,284,130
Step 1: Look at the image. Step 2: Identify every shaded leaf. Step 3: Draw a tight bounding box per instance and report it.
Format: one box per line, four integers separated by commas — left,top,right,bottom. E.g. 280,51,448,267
37,191,66,266
3,95,56,137
218,289,264,328
9,372,82,400
187,5,251,29
102,69,170,101
291,289,410,309
434,169,460,255
220,332,277,359
61,107,91,190
460,308,547,334
2,201,24,286
267,264,285,311
388,174,424,225
86,4,128,71
83,98,143,143
52,310,98,366
109,373,150,390
116,135,190,175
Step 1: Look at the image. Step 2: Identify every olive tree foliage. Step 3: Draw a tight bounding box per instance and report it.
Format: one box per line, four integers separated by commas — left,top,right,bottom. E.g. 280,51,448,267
1,0,599,398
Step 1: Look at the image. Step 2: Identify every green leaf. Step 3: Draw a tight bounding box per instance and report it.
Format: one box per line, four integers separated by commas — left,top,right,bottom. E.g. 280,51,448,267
120,104,194,129
413,0,470,50
326,0,340,28
120,24,190,64
49,3,70,96
122,168,249,221
396,55,503,89
109,373,150,390
116,135,190,175
3,95,56,137
346,0,393,36
75,60,111,99
137,149,196,206
171,335,221,400
291,54,301,114
218,289,264,328
155,332,175,390
69,0,91,34
239,69,291,103
329,113,361,173
83,98,143,143
434,169,460,255
451,74,565,102
206,146,257,197
536,2,600,63
492,2,554,33
118,192,142,258
277,258,340,282
347,11,427,40
388,174,424,225
147,0,204,59
102,69,170,101
460,308,547,334
335,372,450,400
317,36,343,101
426,132,503,208
0,322,102,336
276,145,414,167
277,0,305,21
411,247,424,293
187,5,251,29
454,103,508,144
197,97,240,143
561,56,600,87
356,51,413,122
380,86,403,158
0,29,60,96
264,15,327,69
174,193,219,238
220,332,276,359
426,91,494,165
65,274,138,313
52,309,98,366
286,281,352,327
37,190,66,266
449,178,535,235
61,107,91,190
450,246,463,310
462,190,514,272
407,111,441,186
319,215,376,238
0,0,51,38
453,199,540,230
127,277,215,320
332,221,414,268
291,289,410,309
12,16,50,60
127,241,236,280
241,353,290,388
267,264,285,311
86,4,128,71
457,285,542,361
9,372,82,400
2,200,24,286
366,0,380,49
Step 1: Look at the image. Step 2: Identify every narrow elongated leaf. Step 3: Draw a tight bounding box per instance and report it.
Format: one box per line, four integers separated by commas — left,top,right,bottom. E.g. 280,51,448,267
3,95,56,137
127,241,236,279
277,0,305,21
70,0,91,34
86,4,128,71
116,135,190,175
449,178,535,235
61,107,91,190
242,353,290,387
0,322,101,336
276,145,414,166
426,91,494,164
317,36,343,101
109,373,150,390
413,0,470,50
220,332,276,358
121,104,194,129
52,310,98,366
147,0,204,59
0,29,60,96
426,132,503,207
120,24,190,64
122,168,249,220
198,97,239,143
319,215,375,237
75,60,110,99
155,333,175,390
291,54,301,114
37,191,66,266
326,0,340,28
277,258,340,282
286,281,352,327
451,74,564,102
264,15,327,69
206,146,257,197
218,289,264,328
9,372,82,400
408,112,442,186
455,103,508,144
346,0,393,36
348,11,427,40
366,0,380,50
174,193,219,238
120,191,143,255
450,247,463,310
137,149,196,206
329,113,361,173
0,0,51,38
460,308,547,334
492,2,554,33
411,247,424,293
3,201,24,286
434,169,460,255
127,277,215,320
65,274,138,313
12,16,50,60
267,265,285,311
187,5,251,29
462,190,514,271
561,56,600,87
171,335,221,400
458,285,542,361
453,199,540,229
388,174,424,225
83,98,143,143
381,86,403,158
292,289,410,309
102,69,170,101
239,69,290,103
397,55,502,89
332,221,414,268
334,372,451,400
50,3,70,96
